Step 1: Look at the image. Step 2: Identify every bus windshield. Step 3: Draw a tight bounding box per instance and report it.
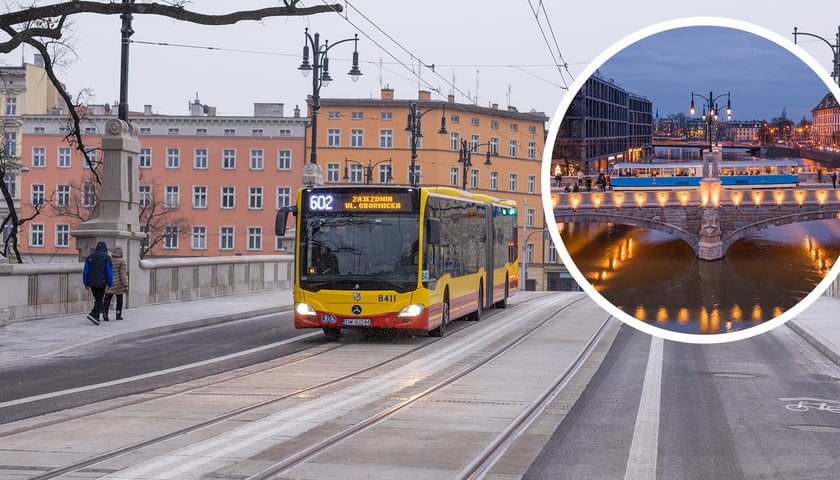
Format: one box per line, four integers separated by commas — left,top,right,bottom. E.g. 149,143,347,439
299,212,420,292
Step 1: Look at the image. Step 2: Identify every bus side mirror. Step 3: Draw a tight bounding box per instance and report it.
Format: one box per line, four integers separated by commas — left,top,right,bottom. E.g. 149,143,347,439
426,218,441,245
275,205,296,236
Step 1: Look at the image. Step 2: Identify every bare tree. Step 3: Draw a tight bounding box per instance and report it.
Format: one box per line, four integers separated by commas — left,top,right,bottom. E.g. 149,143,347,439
0,1,341,260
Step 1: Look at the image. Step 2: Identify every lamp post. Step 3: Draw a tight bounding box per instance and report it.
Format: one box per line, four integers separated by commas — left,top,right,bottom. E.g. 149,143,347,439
405,103,448,186
689,91,732,152
793,26,840,86
299,28,362,169
117,0,136,121
343,157,393,185
457,139,492,190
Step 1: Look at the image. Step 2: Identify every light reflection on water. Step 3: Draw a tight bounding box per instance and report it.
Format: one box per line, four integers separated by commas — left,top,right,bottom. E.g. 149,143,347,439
558,220,840,334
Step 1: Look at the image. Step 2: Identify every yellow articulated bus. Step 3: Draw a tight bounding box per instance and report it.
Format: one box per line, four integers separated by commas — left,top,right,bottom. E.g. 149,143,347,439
275,185,518,338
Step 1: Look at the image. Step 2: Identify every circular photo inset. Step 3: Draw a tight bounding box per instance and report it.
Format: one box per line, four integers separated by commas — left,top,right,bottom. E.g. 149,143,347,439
542,17,840,344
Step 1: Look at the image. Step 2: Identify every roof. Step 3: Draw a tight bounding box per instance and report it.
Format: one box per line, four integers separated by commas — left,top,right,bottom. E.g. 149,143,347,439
812,92,839,112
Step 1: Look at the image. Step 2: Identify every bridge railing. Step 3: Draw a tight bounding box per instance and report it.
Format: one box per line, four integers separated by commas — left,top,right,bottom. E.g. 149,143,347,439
551,187,840,211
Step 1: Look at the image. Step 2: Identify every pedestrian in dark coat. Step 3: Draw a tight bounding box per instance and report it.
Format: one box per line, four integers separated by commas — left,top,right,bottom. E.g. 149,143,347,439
102,245,128,321
831,170,837,189
83,241,113,325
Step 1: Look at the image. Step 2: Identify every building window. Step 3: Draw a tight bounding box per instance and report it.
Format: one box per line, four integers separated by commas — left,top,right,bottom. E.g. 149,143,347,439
56,184,70,207
471,135,480,152
55,224,70,248
491,120,499,129
29,224,44,247
489,137,499,155
163,225,179,249
251,128,264,136
221,186,235,209
409,164,421,185
193,185,207,208
165,185,179,208
224,128,236,136
328,111,341,119
351,129,364,147
451,114,459,124
326,163,340,183
139,185,151,207
528,175,536,194
471,117,479,126
166,148,180,168
327,129,340,147
276,187,291,208
348,163,363,183
167,127,180,135
194,148,208,169
31,184,45,206
31,147,45,168
528,141,536,160
450,132,460,151
279,129,291,136
510,123,518,132
139,127,152,135
140,147,152,168
250,149,264,170
220,226,234,250
84,148,98,168
5,97,16,115
490,171,498,191
529,125,537,135
222,149,236,169
58,147,71,168
449,167,458,186
351,111,364,120
196,128,208,135
509,173,518,192
249,186,263,209
33,126,44,134
470,169,479,189
526,243,534,263
527,208,535,227
509,140,518,158
84,127,97,134
247,227,262,250
83,181,97,208
192,226,207,250
381,112,392,121
379,164,392,184
277,150,291,170
379,129,393,148
549,241,557,263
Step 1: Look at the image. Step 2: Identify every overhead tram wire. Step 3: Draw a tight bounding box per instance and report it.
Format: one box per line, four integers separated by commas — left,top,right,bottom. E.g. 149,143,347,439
525,0,572,89
537,0,574,84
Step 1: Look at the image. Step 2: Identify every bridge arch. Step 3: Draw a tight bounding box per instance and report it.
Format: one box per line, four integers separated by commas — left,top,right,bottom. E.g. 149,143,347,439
722,209,840,253
554,212,701,254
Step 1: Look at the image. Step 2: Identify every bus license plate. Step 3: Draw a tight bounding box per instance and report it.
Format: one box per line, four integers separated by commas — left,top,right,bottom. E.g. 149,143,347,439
343,318,370,327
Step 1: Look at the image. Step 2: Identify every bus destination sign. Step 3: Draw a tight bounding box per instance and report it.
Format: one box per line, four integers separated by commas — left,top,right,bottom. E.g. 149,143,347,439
304,190,416,213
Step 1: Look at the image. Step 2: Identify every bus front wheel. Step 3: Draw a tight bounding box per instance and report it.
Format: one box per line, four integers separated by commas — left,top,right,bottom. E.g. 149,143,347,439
429,294,449,337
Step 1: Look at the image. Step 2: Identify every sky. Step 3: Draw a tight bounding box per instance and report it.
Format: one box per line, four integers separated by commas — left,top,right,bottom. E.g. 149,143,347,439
1,1,839,124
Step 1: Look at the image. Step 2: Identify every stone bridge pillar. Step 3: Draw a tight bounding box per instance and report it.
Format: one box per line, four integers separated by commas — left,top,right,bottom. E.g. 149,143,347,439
71,119,146,308
698,148,723,261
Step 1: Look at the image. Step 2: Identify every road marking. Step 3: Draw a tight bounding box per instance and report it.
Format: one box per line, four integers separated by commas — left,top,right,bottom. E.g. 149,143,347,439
625,335,663,480
781,397,840,413
0,332,322,410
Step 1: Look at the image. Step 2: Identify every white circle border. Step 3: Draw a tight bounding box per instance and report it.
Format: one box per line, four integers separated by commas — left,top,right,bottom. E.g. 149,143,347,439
540,16,840,344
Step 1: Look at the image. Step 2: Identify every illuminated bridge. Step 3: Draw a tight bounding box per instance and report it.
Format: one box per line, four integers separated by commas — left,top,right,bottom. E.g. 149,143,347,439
551,185,840,260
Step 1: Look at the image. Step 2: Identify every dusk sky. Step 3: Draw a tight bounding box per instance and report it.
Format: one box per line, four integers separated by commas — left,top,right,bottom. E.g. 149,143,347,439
595,26,829,122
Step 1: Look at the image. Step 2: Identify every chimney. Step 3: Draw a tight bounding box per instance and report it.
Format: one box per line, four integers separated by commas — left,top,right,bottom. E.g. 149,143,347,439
144,104,153,116
294,105,301,117
381,87,394,100
448,94,455,103
418,90,431,101
491,103,499,110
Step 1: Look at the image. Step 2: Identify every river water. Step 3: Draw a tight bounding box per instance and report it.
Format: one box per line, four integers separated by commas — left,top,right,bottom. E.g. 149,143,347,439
558,147,840,335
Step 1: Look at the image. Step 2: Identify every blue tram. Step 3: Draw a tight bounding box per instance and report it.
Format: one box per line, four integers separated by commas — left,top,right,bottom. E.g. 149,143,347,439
608,160,800,190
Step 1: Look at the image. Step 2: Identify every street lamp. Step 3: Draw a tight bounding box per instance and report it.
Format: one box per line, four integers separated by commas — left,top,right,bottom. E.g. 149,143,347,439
793,26,840,86
457,139,492,190
343,157,393,185
405,103,447,186
299,28,362,170
689,91,732,151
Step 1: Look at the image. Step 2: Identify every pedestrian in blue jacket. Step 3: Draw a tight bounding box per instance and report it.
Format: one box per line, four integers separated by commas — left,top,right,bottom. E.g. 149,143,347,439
83,241,114,325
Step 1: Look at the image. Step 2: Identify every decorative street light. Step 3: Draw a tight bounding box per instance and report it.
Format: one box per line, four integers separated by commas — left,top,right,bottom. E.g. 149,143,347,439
299,28,362,170
793,26,840,86
457,139,492,190
405,103,447,186
689,91,732,152
343,157,393,185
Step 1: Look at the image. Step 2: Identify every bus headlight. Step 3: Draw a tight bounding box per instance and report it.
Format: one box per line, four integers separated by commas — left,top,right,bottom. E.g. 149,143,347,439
295,302,317,317
397,304,425,318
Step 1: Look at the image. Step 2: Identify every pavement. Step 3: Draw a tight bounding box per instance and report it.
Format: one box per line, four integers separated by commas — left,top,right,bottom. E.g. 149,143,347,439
0,288,838,367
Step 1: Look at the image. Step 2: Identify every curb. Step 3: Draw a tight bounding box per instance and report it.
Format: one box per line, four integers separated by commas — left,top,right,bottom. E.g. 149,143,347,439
787,319,840,367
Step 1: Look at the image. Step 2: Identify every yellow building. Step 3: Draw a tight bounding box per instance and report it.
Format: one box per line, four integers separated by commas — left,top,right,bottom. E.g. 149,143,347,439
309,88,554,290
1,54,63,253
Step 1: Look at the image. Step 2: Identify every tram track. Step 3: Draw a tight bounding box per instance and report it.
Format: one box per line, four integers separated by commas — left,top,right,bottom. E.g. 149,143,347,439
3,292,595,479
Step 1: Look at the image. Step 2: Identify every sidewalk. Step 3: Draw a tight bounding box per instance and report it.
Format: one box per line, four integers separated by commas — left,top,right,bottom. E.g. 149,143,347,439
0,289,294,366
0,288,837,367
